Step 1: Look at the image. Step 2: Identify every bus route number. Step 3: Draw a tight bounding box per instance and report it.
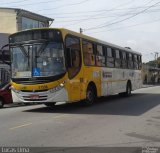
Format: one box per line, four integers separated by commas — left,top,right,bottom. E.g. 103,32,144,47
38,85,48,90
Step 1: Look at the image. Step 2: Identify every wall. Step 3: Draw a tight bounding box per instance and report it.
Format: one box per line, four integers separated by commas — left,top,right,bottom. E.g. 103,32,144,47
0,9,17,34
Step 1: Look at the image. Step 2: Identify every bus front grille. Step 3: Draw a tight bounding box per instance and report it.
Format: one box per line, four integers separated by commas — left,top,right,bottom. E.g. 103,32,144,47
22,95,48,102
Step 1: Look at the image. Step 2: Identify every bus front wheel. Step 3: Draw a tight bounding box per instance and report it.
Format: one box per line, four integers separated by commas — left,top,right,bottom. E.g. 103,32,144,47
0,98,4,108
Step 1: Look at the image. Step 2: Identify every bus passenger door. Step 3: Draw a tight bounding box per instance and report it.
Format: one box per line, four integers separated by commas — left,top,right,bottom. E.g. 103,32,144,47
66,36,82,101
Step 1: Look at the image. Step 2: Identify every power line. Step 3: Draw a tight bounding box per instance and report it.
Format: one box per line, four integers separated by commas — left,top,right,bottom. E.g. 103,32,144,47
1,4,160,19
1,0,160,20
54,8,160,22
0,0,89,12
55,1,160,24
63,2,159,28
60,0,158,28
61,0,141,27
1,0,64,7
0,0,30,5
35,0,90,12
84,0,160,31
85,17,160,34
0,0,90,19
42,4,160,16
84,0,157,31
1,6,160,19
3,0,158,16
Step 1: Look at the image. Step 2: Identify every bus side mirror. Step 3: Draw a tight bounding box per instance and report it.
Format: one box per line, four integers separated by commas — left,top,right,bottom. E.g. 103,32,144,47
1,44,11,65
66,48,73,68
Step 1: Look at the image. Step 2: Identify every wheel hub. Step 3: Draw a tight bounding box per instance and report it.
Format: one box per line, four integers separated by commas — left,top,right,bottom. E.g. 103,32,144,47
87,91,93,101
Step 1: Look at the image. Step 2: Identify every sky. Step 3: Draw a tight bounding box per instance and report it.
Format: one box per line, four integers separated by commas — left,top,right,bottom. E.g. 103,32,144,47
1,0,160,62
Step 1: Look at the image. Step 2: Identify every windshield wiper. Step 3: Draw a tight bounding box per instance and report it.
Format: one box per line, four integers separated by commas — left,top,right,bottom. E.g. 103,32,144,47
19,45,29,57
38,41,49,56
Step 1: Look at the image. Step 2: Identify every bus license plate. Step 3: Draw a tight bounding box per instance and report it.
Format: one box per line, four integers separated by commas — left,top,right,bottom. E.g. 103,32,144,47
30,95,39,100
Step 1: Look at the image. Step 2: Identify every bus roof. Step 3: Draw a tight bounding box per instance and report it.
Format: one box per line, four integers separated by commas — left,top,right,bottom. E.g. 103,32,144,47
10,27,141,55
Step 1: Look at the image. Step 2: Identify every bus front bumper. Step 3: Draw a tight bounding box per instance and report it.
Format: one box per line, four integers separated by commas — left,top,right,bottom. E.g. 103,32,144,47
11,88,69,103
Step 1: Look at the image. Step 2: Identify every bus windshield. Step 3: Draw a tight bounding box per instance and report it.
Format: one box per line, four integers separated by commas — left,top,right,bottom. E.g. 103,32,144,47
11,42,66,78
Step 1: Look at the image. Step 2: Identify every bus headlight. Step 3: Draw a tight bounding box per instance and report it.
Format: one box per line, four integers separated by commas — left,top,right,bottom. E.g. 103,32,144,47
10,86,20,93
60,83,65,87
49,82,65,93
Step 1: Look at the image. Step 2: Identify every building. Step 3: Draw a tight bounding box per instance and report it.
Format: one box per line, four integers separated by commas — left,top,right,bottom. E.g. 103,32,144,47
0,8,54,84
0,33,10,62
0,33,10,83
0,64,10,84
0,7,54,50
0,33,9,47
0,7,54,52
0,7,54,34
142,64,160,84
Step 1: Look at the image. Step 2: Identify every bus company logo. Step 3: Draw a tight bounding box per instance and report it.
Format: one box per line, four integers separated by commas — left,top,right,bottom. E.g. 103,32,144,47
142,147,159,153
103,71,112,78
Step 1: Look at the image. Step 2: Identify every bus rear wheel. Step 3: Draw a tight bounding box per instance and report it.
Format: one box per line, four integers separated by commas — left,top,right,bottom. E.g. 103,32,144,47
84,85,96,105
125,82,132,96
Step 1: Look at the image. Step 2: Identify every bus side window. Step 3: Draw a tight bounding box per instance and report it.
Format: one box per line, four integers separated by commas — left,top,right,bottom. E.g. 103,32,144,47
138,55,142,69
65,36,81,79
122,51,127,69
133,54,138,69
82,40,95,66
115,49,121,68
106,47,114,68
96,44,105,67
127,53,134,69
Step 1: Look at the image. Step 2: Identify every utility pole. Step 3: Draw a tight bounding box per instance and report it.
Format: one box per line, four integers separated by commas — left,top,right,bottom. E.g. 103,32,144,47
154,52,159,68
151,52,160,84
80,28,83,34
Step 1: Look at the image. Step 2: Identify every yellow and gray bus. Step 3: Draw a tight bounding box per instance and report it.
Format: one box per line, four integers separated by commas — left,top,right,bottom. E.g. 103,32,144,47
9,28,142,106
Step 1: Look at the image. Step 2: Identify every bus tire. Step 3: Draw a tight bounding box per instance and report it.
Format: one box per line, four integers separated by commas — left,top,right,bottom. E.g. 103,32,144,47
44,103,56,107
125,81,132,97
0,98,4,108
84,84,97,106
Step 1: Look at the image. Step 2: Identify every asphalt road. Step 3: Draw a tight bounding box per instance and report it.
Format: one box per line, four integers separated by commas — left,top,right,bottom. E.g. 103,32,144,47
0,86,160,147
